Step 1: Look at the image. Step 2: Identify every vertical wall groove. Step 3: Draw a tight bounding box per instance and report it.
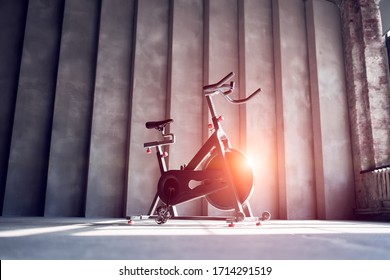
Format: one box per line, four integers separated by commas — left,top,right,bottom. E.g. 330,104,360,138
124,0,139,218
202,0,210,145
238,0,247,153
305,0,324,219
83,0,102,216
272,0,287,219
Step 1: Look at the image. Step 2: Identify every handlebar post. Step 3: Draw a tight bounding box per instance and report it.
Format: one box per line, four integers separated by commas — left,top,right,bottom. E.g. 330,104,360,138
206,95,217,119
206,95,223,131
203,72,262,123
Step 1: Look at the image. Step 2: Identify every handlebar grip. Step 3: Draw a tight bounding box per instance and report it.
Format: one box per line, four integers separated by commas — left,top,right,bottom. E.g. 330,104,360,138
242,87,262,102
250,87,262,96
222,87,262,104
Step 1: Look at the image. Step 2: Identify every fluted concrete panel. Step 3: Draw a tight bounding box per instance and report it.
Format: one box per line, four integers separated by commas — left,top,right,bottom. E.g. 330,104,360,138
126,0,169,216
274,0,316,219
167,0,204,216
45,0,100,217
3,0,64,216
206,0,240,216
207,0,240,147
242,0,279,217
85,0,135,217
0,0,363,220
306,0,355,219
0,0,28,213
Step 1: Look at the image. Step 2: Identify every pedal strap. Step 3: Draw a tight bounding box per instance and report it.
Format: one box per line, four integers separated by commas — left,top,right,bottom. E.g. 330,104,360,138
145,119,173,130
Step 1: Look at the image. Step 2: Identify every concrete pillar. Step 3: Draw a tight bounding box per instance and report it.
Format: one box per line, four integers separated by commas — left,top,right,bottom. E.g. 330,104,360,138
2,0,64,216
0,0,28,214
273,0,316,219
240,0,279,217
85,0,135,218
360,0,390,168
340,0,390,211
126,0,169,216
306,0,355,219
45,0,100,217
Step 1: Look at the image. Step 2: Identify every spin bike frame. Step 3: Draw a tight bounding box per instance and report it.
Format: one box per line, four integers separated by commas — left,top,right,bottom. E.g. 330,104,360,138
143,72,261,223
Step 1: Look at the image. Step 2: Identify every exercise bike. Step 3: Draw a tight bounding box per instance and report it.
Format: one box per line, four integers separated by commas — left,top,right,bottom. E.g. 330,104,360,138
128,72,271,226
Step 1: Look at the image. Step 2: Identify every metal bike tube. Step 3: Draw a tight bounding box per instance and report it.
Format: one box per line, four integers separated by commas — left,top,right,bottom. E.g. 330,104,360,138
147,145,169,216
156,145,168,174
184,132,219,170
184,94,224,171
208,91,244,219
214,131,245,220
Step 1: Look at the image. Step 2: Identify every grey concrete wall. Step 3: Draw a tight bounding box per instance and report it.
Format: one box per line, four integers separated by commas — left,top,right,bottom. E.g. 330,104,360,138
0,0,366,220
0,0,28,214
2,0,64,216
45,0,100,217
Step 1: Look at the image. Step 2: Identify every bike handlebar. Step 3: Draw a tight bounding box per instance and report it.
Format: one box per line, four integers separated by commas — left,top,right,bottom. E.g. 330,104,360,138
203,72,235,92
203,72,262,104
222,87,262,104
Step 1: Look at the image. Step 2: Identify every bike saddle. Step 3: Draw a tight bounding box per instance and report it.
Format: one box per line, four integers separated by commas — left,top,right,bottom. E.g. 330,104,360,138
145,119,173,130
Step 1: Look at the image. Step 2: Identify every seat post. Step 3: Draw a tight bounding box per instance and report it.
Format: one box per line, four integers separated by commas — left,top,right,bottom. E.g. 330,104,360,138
156,145,168,174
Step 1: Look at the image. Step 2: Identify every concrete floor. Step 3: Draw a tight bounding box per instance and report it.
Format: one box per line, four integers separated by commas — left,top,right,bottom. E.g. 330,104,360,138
1,217,390,260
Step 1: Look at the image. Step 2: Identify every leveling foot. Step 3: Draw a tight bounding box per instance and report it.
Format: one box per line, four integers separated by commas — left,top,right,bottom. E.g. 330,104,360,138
225,211,271,227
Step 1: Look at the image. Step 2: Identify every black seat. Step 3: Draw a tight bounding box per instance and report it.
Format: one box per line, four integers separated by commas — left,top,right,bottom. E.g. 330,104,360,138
145,119,173,130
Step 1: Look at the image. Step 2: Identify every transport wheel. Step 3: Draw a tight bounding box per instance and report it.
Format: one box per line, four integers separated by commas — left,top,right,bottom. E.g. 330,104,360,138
205,149,254,210
235,211,245,222
261,211,271,221
155,206,171,225
156,216,167,225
